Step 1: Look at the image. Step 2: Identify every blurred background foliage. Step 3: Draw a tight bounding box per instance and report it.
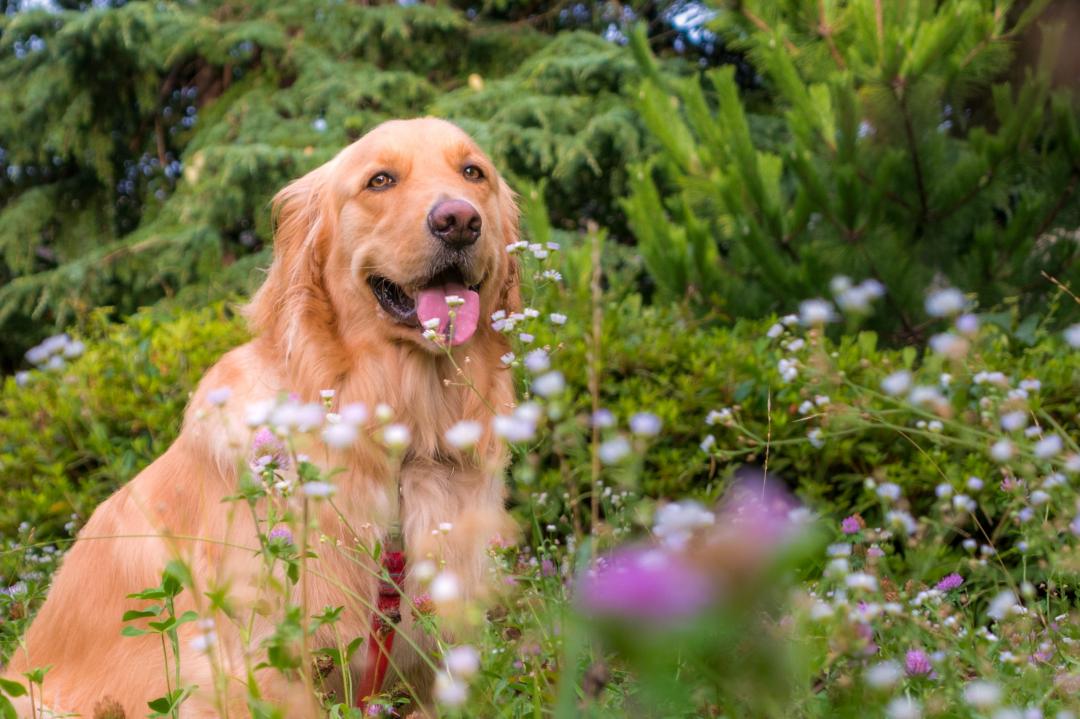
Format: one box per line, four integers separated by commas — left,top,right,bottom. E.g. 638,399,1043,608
0,0,1078,534
1,0,1076,370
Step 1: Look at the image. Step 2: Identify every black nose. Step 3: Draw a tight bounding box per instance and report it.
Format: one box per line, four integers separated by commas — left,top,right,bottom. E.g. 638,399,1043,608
427,199,481,248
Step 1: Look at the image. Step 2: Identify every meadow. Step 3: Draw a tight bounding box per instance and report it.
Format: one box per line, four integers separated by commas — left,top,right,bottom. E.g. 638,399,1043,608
2,1,1080,718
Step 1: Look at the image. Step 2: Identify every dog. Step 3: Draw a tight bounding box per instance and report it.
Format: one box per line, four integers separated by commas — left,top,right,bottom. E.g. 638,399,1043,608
4,117,521,718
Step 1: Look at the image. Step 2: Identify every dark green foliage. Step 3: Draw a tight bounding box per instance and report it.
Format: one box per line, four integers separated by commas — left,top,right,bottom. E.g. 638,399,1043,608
0,1,648,369
625,0,1080,339
435,31,646,231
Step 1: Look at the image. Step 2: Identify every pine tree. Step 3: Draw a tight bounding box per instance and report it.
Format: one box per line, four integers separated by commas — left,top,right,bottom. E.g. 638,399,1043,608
0,1,663,369
625,0,1080,339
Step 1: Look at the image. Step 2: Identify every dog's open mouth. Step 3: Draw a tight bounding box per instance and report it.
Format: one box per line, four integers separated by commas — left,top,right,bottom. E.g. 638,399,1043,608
368,267,483,346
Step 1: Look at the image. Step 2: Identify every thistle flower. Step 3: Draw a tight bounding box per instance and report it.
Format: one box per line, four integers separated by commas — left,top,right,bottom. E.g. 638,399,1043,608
268,526,293,545
841,515,863,534
935,573,963,592
250,427,289,472
577,547,713,623
905,649,933,677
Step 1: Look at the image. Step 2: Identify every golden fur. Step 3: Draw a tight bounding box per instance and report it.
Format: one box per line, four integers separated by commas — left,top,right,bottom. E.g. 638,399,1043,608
4,118,520,718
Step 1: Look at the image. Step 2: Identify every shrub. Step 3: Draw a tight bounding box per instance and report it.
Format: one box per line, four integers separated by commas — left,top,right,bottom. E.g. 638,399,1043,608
624,2,1080,338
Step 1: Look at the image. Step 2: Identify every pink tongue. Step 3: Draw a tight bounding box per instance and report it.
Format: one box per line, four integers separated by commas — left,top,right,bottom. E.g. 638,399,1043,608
416,283,480,346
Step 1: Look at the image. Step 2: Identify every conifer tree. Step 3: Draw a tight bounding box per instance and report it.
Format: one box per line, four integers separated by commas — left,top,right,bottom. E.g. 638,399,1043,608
626,0,1079,339
0,1,668,368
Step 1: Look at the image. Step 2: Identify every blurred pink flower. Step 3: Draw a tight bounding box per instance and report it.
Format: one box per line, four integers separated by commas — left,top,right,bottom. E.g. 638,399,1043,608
905,649,933,676
935,573,963,592
577,547,713,624
250,427,289,473
716,477,803,547
841,515,862,534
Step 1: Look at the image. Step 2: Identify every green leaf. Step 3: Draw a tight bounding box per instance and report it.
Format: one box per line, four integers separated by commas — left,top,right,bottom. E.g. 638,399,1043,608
122,607,162,621
0,678,27,698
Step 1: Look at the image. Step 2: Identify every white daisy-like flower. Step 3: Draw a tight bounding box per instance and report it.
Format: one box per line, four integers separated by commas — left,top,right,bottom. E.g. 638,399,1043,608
445,420,483,449
322,422,357,449
207,387,232,406
925,288,967,317
431,571,461,603
383,423,411,448
302,481,336,498
444,645,480,678
532,371,565,397
799,298,836,325
881,371,912,396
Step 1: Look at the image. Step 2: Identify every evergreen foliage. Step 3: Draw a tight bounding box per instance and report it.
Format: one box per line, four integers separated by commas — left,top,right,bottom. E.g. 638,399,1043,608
625,0,1080,340
0,1,653,369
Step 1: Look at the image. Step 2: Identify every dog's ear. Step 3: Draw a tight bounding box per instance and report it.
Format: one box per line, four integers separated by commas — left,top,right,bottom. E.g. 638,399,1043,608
245,162,338,356
495,177,522,314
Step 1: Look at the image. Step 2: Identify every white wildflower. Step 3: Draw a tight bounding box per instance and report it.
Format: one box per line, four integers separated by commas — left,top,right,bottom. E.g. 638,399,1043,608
383,423,411,448
653,501,714,550
598,437,631,464
445,420,483,449
207,387,232,406
926,288,967,317
1034,434,1062,459
302,481,336,498
532,371,565,397
963,681,1002,709
881,371,912,396
431,571,461,603
799,298,836,325
629,412,662,437
864,660,901,689
990,439,1016,462
444,645,480,678
322,422,357,449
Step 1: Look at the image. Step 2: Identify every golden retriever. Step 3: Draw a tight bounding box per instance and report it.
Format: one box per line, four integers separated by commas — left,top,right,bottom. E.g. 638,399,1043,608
4,117,520,718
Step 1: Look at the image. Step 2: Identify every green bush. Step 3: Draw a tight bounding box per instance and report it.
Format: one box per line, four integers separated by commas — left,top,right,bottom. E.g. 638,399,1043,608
624,1,1080,337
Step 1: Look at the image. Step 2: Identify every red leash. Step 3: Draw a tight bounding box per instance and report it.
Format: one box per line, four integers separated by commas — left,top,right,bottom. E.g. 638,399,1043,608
356,550,406,708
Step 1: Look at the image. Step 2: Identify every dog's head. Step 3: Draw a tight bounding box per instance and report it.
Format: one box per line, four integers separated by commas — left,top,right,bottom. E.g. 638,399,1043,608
248,118,519,357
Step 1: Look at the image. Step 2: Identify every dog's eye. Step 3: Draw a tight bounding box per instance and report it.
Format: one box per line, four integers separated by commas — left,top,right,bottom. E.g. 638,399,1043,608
463,165,485,182
367,172,396,190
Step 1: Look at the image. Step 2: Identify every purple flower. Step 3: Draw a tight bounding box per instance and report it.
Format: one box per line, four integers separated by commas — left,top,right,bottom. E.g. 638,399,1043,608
935,573,963,592
717,478,802,547
250,427,289,473
268,526,293,545
540,558,557,577
841,515,862,534
905,649,933,676
577,547,713,624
